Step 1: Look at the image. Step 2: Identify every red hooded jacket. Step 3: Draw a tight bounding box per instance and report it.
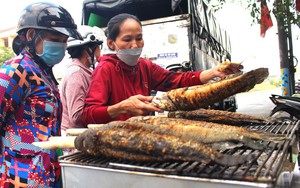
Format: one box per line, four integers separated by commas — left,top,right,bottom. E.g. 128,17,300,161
81,54,202,125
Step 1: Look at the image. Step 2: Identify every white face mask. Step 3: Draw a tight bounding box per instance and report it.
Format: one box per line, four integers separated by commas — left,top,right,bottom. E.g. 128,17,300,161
115,43,143,66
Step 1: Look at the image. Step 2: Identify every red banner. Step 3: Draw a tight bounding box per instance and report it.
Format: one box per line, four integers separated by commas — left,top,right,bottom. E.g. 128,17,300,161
260,0,273,37
297,0,300,12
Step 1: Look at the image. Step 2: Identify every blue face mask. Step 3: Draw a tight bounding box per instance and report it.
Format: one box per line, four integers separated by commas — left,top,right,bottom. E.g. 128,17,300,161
37,40,67,67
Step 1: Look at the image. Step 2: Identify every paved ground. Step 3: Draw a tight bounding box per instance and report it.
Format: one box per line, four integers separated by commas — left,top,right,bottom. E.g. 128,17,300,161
236,87,281,117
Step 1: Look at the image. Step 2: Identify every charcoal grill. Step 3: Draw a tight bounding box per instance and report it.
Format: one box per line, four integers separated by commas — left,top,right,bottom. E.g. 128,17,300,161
59,121,300,188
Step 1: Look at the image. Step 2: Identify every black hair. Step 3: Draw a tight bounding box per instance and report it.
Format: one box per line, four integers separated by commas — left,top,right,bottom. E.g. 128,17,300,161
105,13,142,41
67,46,84,58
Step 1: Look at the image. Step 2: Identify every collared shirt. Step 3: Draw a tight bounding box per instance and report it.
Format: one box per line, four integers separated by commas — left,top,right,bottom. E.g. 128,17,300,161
0,50,62,187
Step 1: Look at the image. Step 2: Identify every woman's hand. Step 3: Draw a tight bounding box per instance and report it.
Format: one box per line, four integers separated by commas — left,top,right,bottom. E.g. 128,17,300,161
200,61,243,83
216,61,243,77
108,95,163,118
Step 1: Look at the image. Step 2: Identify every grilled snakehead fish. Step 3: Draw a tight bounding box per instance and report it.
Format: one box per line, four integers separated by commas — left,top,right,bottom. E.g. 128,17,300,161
127,116,286,150
168,108,276,126
152,68,269,111
74,124,253,166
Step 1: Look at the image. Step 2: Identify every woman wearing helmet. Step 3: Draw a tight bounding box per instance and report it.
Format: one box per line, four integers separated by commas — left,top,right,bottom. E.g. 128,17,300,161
61,25,103,132
0,2,81,187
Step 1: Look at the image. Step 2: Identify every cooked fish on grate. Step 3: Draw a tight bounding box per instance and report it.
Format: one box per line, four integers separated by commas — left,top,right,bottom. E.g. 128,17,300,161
152,68,269,111
168,108,276,126
74,124,254,166
127,116,286,150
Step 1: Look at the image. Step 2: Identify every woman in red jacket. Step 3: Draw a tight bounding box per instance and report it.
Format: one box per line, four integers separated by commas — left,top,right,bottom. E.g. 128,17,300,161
81,13,241,125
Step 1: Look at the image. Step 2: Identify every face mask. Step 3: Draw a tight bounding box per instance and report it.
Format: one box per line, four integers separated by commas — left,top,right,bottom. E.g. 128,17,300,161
116,47,143,66
37,40,67,67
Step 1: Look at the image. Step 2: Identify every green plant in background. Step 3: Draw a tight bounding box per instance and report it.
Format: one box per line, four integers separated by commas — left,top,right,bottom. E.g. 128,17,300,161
269,77,282,87
0,46,15,66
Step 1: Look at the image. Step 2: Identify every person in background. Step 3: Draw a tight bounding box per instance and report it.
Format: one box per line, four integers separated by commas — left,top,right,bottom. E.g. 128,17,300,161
81,13,242,125
61,25,103,133
0,2,81,187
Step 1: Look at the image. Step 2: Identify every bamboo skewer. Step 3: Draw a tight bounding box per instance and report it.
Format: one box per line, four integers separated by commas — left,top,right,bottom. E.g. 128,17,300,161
33,136,76,149
87,124,105,129
66,128,88,136
32,126,104,149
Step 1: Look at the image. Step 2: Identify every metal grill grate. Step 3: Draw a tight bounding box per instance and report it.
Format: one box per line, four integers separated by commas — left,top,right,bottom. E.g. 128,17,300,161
59,120,299,185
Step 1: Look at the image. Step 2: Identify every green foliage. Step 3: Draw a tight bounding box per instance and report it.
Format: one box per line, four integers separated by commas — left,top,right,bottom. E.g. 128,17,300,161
269,77,282,87
0,46,15,66
206,0,299,28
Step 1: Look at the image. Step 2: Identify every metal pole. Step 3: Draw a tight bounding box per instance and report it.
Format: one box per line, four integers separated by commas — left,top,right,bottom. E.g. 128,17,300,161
286,2,295,95
275,0,292,96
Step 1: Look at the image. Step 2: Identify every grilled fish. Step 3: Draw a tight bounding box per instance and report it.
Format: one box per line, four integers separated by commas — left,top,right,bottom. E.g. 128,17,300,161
127,116,286,150
168,108,276,126
74,125,253,166
152,68,269,111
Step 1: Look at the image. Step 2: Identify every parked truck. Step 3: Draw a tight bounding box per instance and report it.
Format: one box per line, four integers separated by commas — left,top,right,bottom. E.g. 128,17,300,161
81,0,237,111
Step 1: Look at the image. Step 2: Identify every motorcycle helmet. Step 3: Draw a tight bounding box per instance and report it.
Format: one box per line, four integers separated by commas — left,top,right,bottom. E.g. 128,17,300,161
166,63,183,71
67,25,103,49
165,61,192,72
67,25,103,69
16,2,82,39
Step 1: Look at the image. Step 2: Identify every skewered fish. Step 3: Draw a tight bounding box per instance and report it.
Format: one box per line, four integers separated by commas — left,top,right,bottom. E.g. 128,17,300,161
152,68,269,111
74,125,253,166
168,108,276,126
127,116,286,150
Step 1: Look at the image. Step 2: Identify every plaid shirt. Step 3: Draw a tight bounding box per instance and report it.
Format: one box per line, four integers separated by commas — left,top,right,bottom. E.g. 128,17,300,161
0,50,62,187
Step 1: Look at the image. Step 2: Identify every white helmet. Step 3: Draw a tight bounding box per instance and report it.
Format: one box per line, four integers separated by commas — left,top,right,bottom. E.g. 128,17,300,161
67,25,103,49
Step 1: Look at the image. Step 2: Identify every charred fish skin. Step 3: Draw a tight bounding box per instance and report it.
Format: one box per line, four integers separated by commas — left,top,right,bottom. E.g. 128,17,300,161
168,108,276,126
74,129,99,155
127,116,286,150
152,95,177,111
153,68,269,111
74,125,252,166
75,130,167,162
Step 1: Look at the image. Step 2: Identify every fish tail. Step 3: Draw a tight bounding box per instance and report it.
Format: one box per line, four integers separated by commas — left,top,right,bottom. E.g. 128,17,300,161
258,132,288,142
240,129,288,142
